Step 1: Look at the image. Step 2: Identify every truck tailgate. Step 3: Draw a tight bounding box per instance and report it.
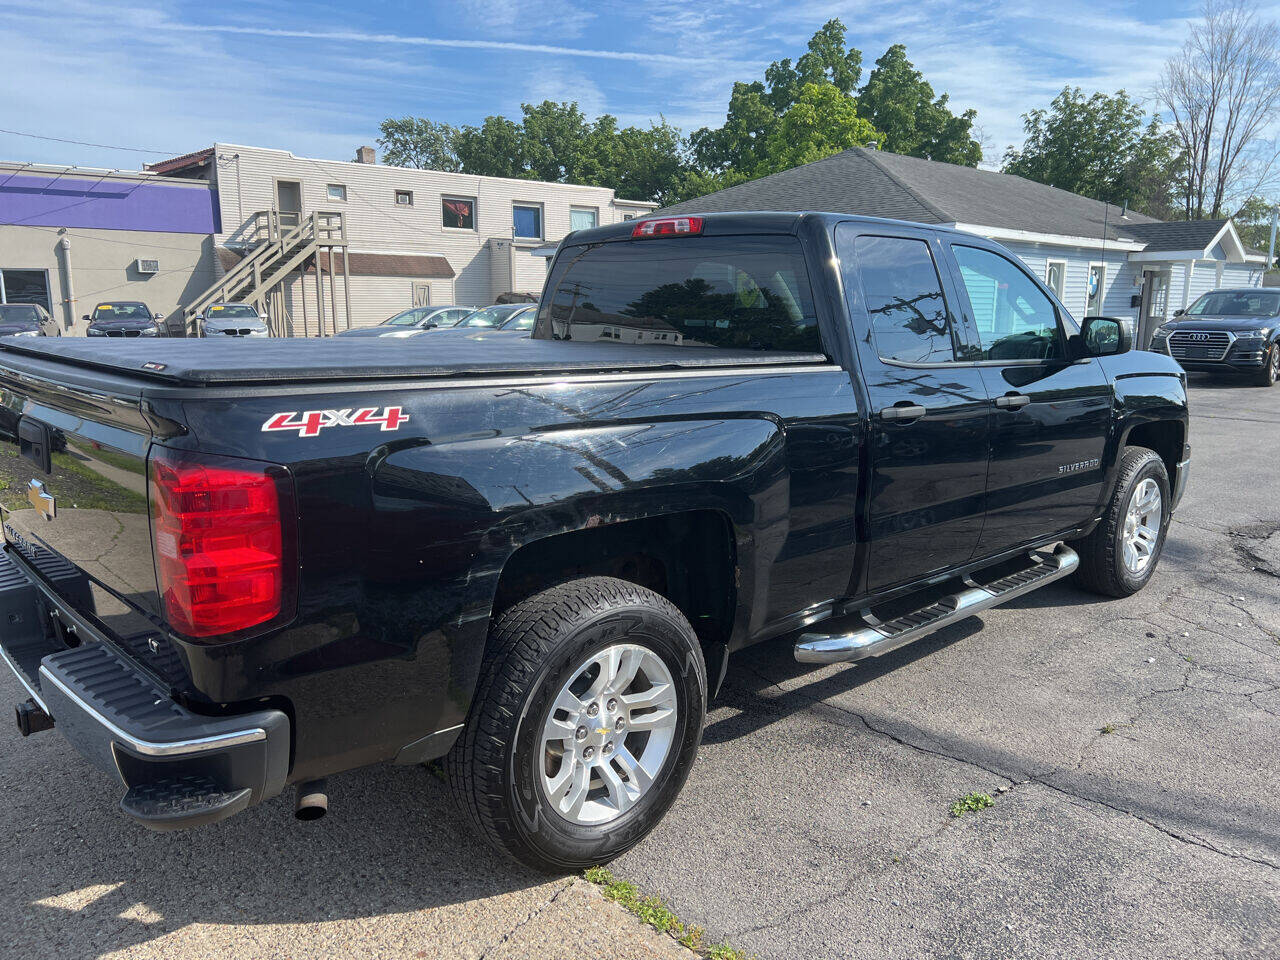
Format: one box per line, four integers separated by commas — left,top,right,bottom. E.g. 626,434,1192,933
0,367,162,670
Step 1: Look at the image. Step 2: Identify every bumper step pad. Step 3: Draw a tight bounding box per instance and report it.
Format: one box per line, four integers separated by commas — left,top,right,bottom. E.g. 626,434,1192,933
795,544,1079,664
122,776,253,831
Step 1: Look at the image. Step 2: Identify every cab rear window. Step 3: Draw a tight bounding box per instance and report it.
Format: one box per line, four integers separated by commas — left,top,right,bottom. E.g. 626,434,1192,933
536,236,823,353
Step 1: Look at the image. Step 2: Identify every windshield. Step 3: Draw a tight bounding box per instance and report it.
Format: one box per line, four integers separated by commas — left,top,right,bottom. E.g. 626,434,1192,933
384,309,427,327
457,306,518,328
208,304,258,319
503,309,536,331
1187,291,1280,318
0,305,41,325
93,303,151,321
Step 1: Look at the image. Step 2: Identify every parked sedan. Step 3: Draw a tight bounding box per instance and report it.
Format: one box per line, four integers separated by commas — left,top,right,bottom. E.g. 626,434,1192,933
84,302,167,338
1151,287,1280,386
193,302,270,338
434,304,535,332
0,303,59,337
335,305,474,338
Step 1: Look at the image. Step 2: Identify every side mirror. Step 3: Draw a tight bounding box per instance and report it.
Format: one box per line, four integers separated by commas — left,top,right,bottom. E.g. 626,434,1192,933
154,313,165,321
81,314,91,323
1174,308,1186,317
1080,316,1133,357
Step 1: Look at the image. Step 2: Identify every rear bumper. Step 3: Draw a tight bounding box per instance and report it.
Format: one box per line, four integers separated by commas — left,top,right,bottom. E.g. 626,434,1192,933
0,548,289,830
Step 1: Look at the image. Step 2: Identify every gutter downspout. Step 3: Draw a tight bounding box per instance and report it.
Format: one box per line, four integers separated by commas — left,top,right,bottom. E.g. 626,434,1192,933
58,235,76,333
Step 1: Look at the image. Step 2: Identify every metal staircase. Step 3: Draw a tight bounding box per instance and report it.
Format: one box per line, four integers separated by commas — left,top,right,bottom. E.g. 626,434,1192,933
184,210,349,336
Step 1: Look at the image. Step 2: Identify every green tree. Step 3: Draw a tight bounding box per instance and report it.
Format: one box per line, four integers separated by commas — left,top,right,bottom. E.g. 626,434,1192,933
858,45,981,166
764,18,862,112
687,19,980,191
1002,87,1182,218
757,83,880,176
453,115,524,179
377,117,460,171
1233,195,1279,265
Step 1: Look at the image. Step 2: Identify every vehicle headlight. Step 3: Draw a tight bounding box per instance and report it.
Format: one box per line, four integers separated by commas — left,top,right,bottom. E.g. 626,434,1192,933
139,326,160,336
1236,330,1268,342
87,327,105,337
11,330,41,338
1151,324,1171,339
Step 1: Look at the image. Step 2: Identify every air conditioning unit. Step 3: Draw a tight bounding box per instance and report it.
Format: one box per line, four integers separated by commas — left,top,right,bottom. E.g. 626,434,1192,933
135,258,159,275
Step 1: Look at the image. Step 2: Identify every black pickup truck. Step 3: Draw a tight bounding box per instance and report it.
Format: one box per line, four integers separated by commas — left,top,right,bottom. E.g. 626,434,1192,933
0,213,1188,872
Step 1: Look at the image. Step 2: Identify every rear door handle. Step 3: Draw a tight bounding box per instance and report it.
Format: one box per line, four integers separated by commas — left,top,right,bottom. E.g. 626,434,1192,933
994,394,1030,410
880,403,927,421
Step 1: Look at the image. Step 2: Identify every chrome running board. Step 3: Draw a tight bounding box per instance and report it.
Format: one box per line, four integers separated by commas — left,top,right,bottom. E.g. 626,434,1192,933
794,544,1079,664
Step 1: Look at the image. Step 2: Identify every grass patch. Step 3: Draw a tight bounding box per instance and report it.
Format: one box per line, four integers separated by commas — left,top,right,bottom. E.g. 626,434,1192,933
584,866,751,959
949,792,994,818
1100,723,1117,735
0,446,147,514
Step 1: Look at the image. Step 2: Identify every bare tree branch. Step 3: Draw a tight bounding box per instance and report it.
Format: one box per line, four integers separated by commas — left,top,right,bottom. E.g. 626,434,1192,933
1155,0,1280,219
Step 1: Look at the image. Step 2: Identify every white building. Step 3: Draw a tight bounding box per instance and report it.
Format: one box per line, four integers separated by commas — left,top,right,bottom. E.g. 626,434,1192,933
151,144,656,333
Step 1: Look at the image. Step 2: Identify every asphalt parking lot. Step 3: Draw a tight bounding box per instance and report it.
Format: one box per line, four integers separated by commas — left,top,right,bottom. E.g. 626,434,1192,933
2,373,1278,959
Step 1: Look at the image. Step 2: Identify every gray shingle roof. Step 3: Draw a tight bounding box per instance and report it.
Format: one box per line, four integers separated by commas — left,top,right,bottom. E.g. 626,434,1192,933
658,147,1229,251
1116,219,1228,251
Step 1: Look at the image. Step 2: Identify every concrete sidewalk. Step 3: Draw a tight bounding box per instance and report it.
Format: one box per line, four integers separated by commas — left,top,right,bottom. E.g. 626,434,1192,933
0,736,694,960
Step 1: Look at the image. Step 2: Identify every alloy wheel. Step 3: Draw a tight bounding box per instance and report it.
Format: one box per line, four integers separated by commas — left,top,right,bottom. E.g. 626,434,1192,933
539,643,678,826
1121,478,1162,575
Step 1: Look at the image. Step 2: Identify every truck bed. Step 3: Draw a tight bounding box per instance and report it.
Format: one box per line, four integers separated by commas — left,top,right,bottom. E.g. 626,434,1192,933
0,337,828,387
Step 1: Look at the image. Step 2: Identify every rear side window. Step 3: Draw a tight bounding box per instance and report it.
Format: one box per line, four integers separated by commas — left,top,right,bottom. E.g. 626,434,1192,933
853,236,955,364
536,236,823,353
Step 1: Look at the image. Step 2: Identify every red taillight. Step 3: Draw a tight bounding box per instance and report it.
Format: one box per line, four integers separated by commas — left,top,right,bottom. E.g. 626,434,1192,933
631,216,704,238
149,448,294,639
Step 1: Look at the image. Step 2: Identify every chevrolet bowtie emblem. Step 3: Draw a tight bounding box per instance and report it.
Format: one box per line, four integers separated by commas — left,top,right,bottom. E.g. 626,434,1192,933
27,479,55,521
595,727,610,736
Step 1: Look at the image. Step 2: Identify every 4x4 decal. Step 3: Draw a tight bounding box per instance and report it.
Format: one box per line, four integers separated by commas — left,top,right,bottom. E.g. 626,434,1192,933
262,406,409,437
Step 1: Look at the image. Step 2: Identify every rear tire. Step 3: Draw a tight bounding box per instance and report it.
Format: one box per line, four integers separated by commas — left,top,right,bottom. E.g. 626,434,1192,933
1250,343,1279,387
1072,447,1171,598
447,577,707,873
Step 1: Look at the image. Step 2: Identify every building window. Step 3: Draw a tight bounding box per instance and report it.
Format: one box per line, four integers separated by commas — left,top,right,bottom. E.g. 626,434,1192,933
395,189,414,206
1045,259,1066,299
327,184,347,201
442,197,475,230
570,207,598,232
513,203,543,239
0,268,52,313
1086,263,1107,315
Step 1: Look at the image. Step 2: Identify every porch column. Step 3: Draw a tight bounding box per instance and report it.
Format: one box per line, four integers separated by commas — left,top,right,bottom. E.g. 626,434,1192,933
1181,260,1195,311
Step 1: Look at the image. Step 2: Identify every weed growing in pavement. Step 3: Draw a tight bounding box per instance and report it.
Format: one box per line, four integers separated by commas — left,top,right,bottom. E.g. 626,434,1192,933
950,792,995,817
1100,723,1117,734
584,866,752,959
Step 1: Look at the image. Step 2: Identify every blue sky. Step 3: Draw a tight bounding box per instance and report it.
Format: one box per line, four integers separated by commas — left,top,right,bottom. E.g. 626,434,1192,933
1,0,1272,172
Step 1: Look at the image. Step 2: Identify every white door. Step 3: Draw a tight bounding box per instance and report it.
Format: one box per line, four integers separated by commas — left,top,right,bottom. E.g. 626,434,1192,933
412,282,431,307
1086,264,1106,315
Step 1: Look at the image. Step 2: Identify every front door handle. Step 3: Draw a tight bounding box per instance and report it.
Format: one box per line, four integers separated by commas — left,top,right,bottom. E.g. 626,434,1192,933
994,394,1031,410
880,403,927,421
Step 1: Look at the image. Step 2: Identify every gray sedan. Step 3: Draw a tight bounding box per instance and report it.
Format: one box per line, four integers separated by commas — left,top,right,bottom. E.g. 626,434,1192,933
194,303,270,338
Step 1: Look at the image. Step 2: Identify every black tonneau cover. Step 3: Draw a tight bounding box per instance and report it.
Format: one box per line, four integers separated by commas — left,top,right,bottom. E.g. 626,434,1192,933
0,338,827,387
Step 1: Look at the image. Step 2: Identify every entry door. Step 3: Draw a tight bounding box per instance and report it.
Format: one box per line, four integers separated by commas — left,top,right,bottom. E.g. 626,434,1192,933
276,180,303,229
835,224,991,593
944,242,1112,556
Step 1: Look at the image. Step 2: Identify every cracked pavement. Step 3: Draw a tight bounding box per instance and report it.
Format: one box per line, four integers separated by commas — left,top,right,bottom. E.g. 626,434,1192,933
614,375,1280,958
